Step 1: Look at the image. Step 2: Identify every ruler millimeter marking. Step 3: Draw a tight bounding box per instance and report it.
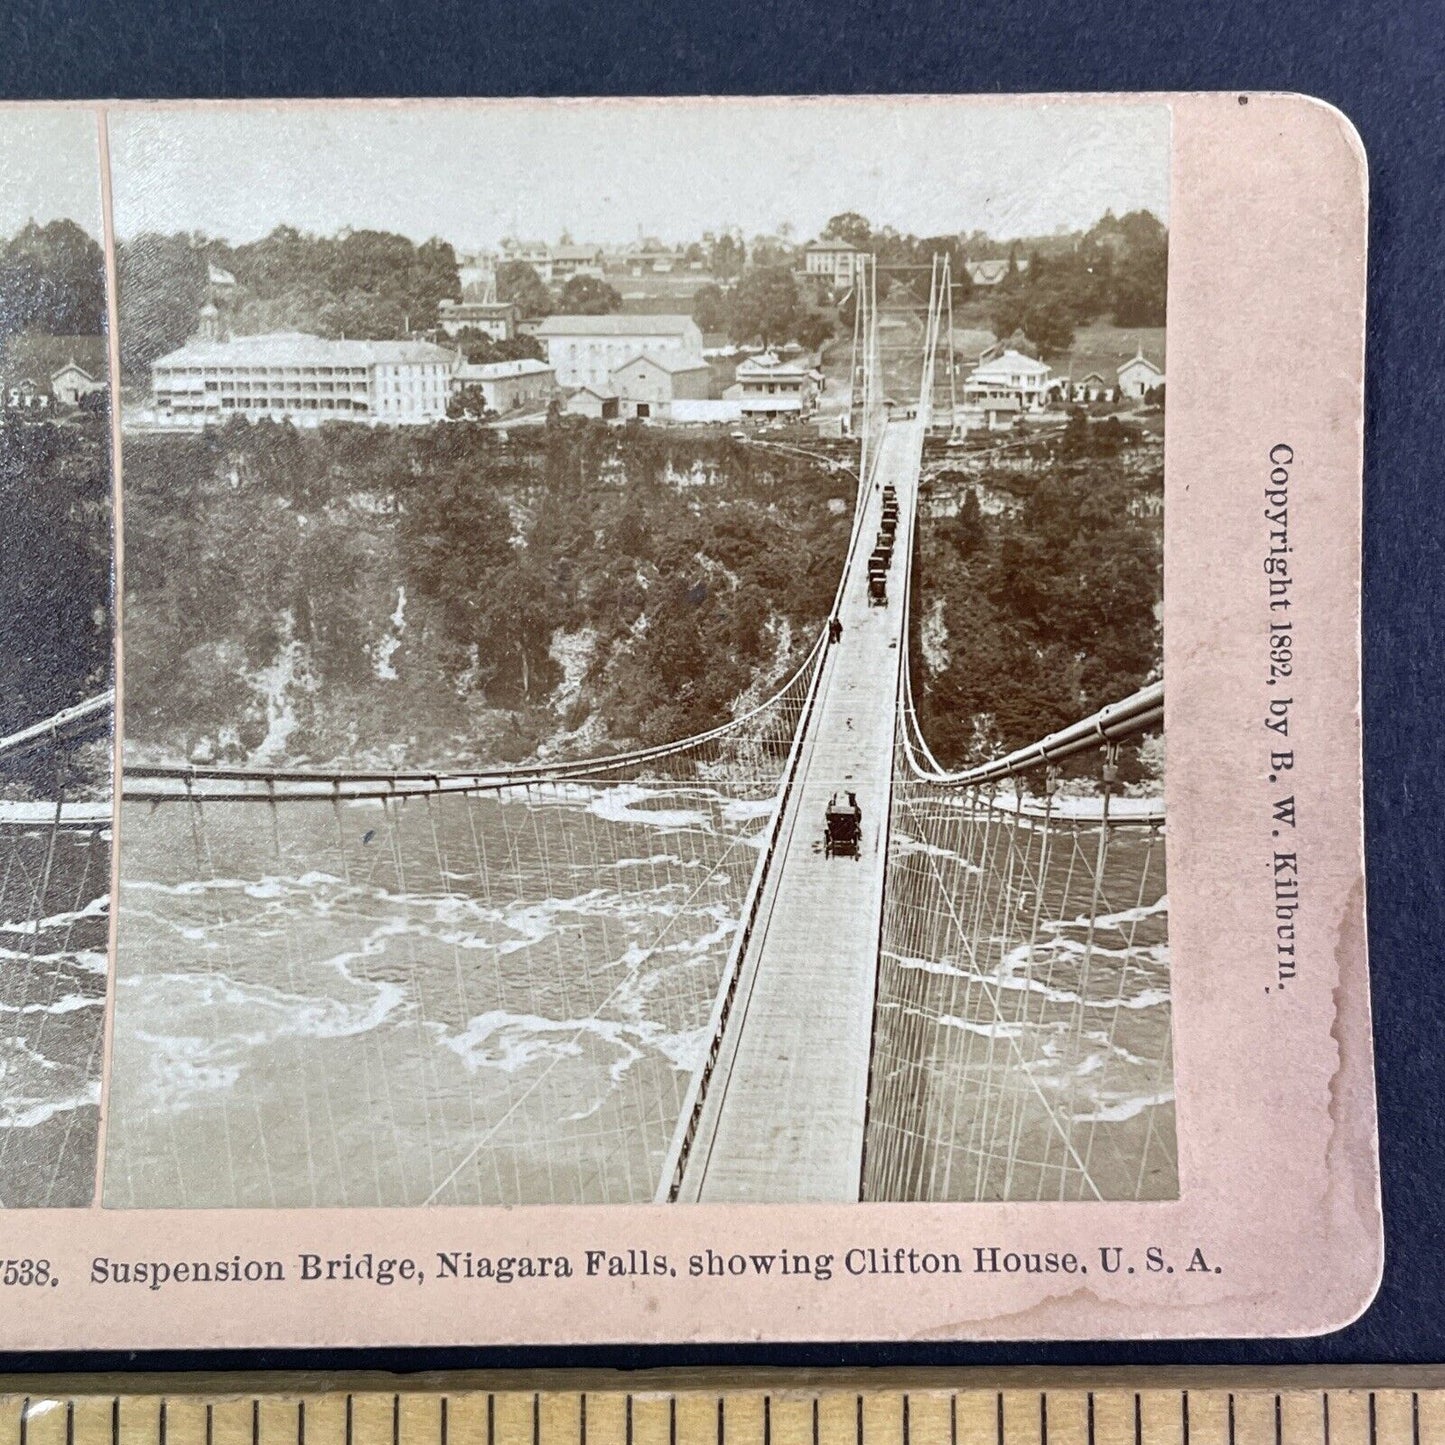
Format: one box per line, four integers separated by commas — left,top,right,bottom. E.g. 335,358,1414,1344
0,1391,1439,1445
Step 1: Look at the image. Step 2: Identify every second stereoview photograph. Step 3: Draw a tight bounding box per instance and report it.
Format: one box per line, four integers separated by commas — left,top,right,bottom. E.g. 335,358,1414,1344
103,99,1170,1210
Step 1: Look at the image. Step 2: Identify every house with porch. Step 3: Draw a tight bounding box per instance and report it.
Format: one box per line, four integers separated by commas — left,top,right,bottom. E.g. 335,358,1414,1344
726,350,820,417
962,348,1054,411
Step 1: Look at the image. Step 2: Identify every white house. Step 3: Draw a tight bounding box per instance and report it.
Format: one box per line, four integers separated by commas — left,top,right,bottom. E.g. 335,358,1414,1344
549,244,606,281
803,239,864,288
534,314,704,390
962,348,1054,411
727,350,819,416
50,359,105,407
1117,347,1165,400
1070,371,1115,404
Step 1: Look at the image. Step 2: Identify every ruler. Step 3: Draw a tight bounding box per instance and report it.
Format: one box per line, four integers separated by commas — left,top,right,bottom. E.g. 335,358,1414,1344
0,1377,1443,1445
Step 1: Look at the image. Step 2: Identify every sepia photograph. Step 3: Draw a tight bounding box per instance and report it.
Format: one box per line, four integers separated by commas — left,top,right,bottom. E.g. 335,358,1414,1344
103,98,1172,1210
0,105,114,1208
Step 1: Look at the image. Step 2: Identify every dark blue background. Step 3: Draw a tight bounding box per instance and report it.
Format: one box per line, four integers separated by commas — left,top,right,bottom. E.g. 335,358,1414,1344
1,0,1441,1372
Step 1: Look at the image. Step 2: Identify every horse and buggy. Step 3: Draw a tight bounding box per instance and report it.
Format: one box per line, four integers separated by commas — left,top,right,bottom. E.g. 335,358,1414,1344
823,791,863,859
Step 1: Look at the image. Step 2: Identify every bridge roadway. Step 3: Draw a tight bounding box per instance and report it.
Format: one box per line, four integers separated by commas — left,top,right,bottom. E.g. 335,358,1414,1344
673,417,923,1203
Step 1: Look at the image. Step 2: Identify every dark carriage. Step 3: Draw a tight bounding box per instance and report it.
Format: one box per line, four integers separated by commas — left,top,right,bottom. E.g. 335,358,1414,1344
823,792,863,859
867,567,887,606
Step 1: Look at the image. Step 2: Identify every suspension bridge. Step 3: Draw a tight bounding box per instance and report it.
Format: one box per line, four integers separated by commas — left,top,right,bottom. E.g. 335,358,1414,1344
2,256,1172,1211
0,689,113,1207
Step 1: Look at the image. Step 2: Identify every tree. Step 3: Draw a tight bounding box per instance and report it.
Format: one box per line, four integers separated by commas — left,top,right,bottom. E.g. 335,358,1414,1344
412,236,461,322
0,421,112,739
447,385,496,422
0,219,107,346
991,293,1075,358
116,232,208,379
1111,243,1168,327
749,234,790,268
457,332,545,365
557,273,622,314
496,260,552,318
690,282,730,334
794,310,835,352
709,233,745,279
822,211,872,249
727,266,802,348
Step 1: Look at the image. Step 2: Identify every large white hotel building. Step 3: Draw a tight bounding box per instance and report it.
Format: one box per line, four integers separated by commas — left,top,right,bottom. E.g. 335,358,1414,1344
147,330,458,428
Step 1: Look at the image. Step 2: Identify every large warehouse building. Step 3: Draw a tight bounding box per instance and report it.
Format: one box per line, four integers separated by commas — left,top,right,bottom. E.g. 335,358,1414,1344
533,314,704,390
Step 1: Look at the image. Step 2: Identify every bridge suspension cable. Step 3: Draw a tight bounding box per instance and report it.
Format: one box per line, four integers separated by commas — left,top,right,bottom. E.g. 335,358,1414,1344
107,396,884,1210
0,695,112,1208
861,256,1174,1205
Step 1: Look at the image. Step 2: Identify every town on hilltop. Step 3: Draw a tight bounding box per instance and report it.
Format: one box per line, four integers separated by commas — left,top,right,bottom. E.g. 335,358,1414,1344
76,210,1165,439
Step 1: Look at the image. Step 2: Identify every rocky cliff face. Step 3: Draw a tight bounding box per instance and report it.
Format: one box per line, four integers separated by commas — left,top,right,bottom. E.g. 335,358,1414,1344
121,419,852,770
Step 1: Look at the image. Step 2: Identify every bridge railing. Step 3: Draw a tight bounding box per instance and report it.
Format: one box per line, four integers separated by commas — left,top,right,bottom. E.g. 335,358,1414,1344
110,412,886,1211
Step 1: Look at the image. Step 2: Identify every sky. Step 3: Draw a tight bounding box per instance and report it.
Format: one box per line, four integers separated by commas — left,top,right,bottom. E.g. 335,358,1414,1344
107,98,1169,251
0,105,104,240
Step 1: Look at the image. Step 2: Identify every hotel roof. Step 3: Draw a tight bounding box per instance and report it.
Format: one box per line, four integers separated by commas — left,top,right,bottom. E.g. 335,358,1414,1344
153,332,456,369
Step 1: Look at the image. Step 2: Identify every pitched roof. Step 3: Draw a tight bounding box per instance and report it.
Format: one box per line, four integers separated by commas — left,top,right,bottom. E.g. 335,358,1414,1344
152,332,456,369
967,259,1010,284
807,238,859,253
1117,351,1164,376
611,350,710,376
1061,329,1166,379
534,314,698,338
735,351,811,379
458,358,555,381
970,348,1052,378
439,299,517,314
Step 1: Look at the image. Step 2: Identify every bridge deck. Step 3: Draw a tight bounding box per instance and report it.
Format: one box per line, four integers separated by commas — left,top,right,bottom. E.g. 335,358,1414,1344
675,419,922,1203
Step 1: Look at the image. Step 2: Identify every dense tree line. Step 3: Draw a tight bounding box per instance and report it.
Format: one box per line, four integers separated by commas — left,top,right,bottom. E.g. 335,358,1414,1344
0,219,106,350
0,419,112,755
116,227,460,378
123,417,851,766
691,267,833,348
911,415,1162,773
990,210,1169,357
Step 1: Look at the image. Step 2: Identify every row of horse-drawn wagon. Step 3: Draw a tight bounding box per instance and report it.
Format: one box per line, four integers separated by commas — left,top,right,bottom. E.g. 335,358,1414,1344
867,483,901,606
